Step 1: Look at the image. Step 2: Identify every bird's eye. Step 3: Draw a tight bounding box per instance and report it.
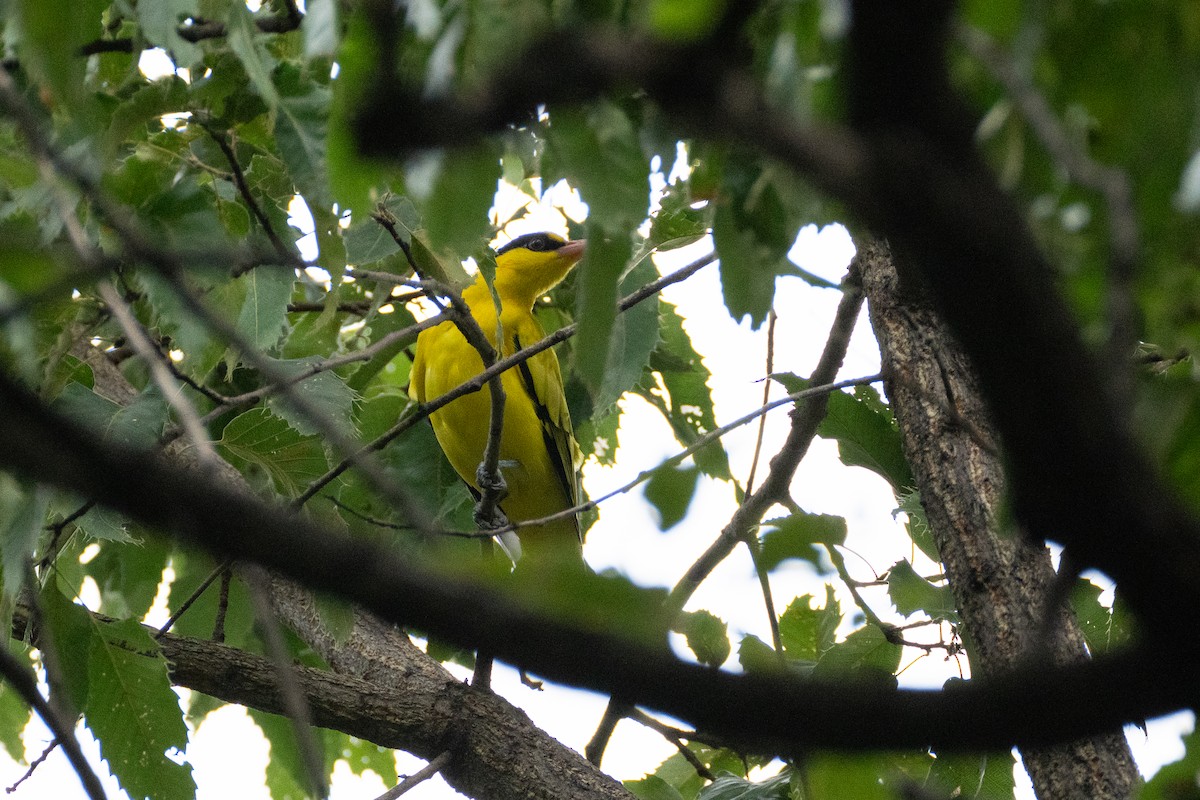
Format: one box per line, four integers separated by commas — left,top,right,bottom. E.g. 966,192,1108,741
528,237,548,251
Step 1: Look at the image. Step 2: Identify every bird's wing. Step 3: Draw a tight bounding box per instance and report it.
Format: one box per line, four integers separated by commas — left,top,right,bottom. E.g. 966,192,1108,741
512,326,582,539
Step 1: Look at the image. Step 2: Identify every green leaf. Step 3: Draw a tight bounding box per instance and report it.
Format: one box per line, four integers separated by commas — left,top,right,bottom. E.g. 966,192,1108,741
813,625,901,683
1069,579,1133,656
86,619,195,800
927,751,1016,799
217,409,331,497
546,102,649,227
226,4,281,106
423,143,499,257
0,480,46,598
237,269,293,351
803,754,894,800
38,585,95,716
887,560,957,622
133,0,202,65
15,0,106,109
0,677,32,762
165,551,254,646
72,504,135,544
250,709,316,800
573,227,631,392
736,633,781,674
698,771,790,800
626,774,688,800
1143,724,1200,800
895,489,941,563
778,587,840,663
674,610,730,667
759,512,846,571
85,535,171,620
643,462,700,531
590,255,662,413
277,88,332,207
327,732,396,782
642,300,731,479
782,380,914,493
263,356,358,437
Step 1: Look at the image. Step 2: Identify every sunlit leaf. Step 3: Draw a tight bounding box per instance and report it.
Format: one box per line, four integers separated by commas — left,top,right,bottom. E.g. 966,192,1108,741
87,619,196,800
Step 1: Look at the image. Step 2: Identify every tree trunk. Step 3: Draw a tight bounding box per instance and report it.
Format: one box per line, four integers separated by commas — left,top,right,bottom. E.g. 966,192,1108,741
858,239,1138,800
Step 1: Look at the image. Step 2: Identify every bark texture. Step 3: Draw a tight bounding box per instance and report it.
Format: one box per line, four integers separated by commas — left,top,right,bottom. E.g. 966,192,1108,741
859,240,1138,800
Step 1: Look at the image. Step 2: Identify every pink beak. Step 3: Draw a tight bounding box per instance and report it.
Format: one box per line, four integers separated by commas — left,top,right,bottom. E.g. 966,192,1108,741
559,239,586,262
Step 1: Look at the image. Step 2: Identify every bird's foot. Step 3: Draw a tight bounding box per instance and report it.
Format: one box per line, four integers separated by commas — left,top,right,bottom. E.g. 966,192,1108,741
475,460,514,501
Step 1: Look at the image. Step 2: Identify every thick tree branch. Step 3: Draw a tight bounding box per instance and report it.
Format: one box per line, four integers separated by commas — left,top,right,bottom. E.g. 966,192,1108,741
0,369,1193,754
859,238,1139,800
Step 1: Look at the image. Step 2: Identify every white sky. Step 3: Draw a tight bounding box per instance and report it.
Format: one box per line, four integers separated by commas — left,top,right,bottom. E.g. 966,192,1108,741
3,47,1193,800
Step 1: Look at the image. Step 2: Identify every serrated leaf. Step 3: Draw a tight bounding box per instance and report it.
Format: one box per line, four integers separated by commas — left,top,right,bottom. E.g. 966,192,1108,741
73,504,135,544
217,408,331,497
87,619,195,800
277,88,332,207
591,256,661,412
642,300,731,479
546,102,649,227
773,379,914,493
759,512,846,572
133,0,201,65
887,560,957,621
895,489,940,563
712,202,784,329
574,227,631,392
813,625,901,682
38,585,95,716
779,586,840,663
674,610,730,667
328,732,396,782
85,535,170,620
263,357,358,437
237,269,293,351
643,462,700,531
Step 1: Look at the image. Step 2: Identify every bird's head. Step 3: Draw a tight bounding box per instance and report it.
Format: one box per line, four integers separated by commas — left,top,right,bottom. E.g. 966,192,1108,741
493,232,586,306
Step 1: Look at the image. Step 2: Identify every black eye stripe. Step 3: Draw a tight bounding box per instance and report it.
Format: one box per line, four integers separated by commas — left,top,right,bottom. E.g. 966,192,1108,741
496,232,567,256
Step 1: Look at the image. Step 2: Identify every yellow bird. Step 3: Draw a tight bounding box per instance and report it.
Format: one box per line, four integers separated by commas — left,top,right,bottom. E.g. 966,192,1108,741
409,232,586,564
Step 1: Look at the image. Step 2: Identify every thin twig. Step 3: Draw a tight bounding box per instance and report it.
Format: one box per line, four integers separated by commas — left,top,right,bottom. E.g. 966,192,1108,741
98,282,219,465
746,309,782,654
374,751,453,800
157,559,232,637
295,252,718,507
627,709,716,781
0,647,107,800
199,121,295,267
665,264,865,618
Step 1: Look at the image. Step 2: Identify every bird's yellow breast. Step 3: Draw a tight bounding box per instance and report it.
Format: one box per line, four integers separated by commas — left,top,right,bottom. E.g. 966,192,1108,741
410,268,583,560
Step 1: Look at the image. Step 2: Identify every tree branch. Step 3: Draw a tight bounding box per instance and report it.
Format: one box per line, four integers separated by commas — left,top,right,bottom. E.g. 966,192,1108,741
0,368,1192,754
